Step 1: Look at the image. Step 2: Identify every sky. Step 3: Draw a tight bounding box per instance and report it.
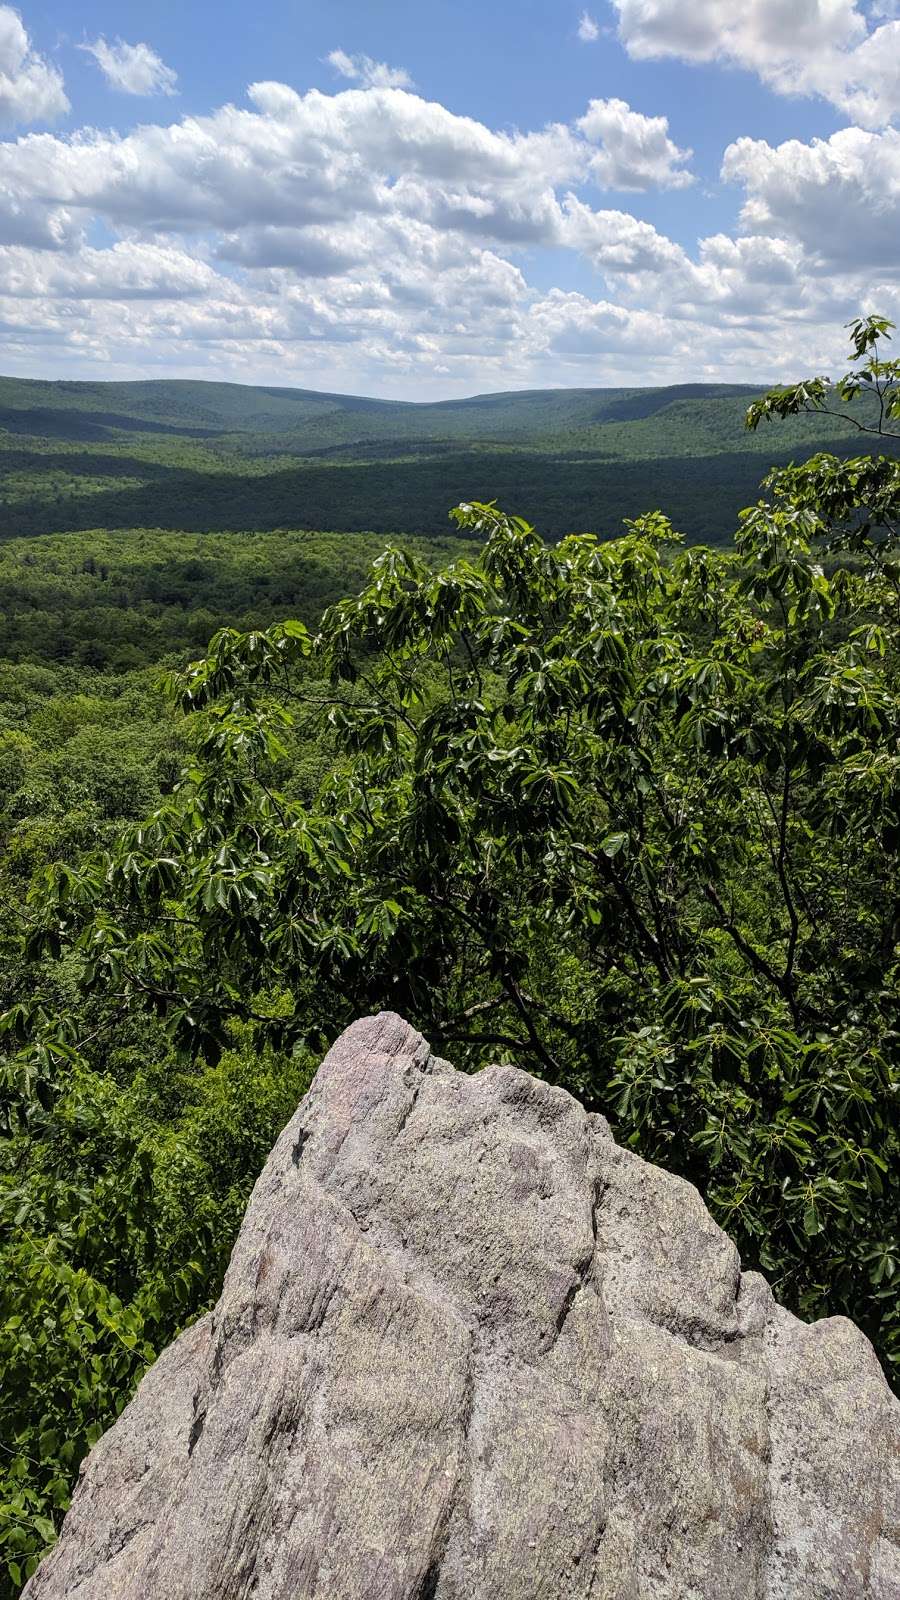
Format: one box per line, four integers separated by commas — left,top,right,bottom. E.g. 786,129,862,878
0,1,898,397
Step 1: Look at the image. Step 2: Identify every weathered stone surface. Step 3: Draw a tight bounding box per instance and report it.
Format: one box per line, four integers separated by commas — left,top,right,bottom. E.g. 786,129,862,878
26,1011,900,1599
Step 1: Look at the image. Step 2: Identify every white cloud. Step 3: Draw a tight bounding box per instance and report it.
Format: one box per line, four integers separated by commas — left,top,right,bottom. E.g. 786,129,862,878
578,97,692,189
561,195,688,272
833,23,900,128
0,239,218,299
691,232,809,312
577,11,600,42
0,82,585,247
612,0,900,126
217,224,368,276
0,205,73,248
613,0,865,66
722,126,900,269
81,37,178,97
0,76,895,392
0,80,691,283
530,289,669,355
0,5,68,126
327,48,413,90
0,223,892,392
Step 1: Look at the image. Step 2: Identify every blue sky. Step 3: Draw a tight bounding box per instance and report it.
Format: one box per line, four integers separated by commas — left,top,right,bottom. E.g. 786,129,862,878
1,1,898,395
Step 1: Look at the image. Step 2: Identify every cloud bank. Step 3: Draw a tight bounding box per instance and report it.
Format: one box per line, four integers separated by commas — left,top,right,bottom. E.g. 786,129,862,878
0,69,895,393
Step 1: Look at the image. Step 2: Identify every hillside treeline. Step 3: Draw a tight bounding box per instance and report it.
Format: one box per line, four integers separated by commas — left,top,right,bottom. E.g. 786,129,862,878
3,370,898,548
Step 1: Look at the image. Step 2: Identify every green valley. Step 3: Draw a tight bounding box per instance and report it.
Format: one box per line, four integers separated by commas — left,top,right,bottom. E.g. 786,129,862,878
2,373,897,545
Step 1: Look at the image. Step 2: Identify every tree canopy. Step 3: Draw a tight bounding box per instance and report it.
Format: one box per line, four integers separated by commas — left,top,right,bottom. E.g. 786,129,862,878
2,314,899,1594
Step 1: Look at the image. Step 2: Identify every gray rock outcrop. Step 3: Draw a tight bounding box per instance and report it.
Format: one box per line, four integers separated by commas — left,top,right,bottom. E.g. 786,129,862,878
26,1012,900,1599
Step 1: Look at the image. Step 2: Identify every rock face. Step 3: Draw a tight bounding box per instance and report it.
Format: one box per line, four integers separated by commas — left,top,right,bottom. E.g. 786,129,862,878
26,1012,900,1599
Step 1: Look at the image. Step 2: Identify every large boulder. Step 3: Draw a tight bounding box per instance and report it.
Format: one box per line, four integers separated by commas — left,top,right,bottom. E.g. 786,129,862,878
26,1012,900,1599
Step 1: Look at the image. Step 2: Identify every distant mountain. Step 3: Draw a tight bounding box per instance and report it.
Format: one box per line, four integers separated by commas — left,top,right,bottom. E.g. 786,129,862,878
0,373,763,441
0,373,894,545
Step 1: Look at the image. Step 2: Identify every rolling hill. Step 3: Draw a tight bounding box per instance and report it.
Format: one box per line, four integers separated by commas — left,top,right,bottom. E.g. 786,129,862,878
0,373,894,545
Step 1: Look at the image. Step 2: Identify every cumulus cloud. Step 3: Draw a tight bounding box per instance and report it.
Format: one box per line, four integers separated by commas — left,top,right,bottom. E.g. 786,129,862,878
0,82,586,247
0,5,68,126
722,126,900,268
217,224,368,276
577,11,600,42
0,80,691,282
612,0,900,127
0,240,217,298
578,97,692,189
529,290,670,357
0,75,895,391
327,49,413,90
0,201,75,249
561,195,688,273
834,24,900,128
612,0,865,66
81,37,178,97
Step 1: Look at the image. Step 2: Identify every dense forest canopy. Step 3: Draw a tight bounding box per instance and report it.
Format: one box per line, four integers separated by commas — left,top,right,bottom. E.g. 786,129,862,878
0,529,472,669
1,317,899,1594
2,370,899,546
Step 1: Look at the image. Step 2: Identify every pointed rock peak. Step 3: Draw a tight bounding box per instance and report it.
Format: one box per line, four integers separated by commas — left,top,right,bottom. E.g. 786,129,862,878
25,1012,900,1600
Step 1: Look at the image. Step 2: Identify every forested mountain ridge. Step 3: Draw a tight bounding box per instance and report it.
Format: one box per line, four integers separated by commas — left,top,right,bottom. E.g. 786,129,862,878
2,372,897,544
0,373,768,439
